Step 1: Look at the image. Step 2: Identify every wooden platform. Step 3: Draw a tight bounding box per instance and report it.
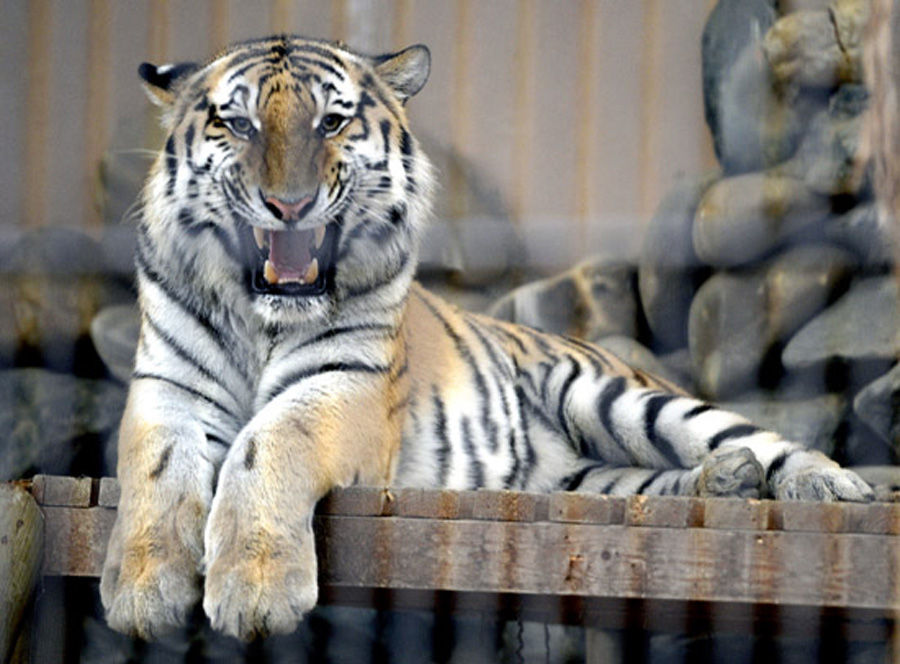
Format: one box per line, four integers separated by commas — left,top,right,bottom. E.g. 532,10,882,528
20,474,899,636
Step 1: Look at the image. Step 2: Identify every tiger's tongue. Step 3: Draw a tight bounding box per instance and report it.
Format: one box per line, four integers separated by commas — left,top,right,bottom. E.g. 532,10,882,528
269,229,312,280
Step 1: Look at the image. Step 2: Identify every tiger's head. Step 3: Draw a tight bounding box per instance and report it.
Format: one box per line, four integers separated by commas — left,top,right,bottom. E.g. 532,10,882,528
139,36,433,324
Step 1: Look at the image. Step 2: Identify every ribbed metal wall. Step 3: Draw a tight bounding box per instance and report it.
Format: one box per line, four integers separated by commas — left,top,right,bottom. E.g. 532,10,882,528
1,0,717,266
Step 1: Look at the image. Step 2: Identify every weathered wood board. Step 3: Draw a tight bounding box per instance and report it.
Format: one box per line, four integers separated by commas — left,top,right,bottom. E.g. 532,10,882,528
1,482,43,664
27,475,900,626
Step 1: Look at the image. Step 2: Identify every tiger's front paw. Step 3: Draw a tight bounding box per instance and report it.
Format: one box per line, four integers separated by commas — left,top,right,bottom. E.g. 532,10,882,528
100,509,205,639
775,465,875,502
203,530,318,640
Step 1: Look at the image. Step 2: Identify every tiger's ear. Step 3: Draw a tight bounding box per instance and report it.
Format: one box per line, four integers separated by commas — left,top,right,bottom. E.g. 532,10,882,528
138,61,199,106
371,45,430,103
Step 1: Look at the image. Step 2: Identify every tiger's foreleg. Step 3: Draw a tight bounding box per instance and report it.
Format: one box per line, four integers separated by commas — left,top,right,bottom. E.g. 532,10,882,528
558,453,764,499
100,381,222,639
551,368,873,502
202,373,402,641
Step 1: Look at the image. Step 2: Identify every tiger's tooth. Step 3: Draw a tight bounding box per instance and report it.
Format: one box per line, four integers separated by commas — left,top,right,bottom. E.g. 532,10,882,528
264,259,278,284
253,227,266,249
304,258,319,283
314,225,326,249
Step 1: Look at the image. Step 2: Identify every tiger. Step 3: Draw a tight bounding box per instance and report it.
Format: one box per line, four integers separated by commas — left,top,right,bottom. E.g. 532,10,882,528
100,35,874,642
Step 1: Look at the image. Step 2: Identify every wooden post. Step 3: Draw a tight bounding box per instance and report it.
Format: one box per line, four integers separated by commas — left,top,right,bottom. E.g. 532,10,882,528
1,482,44,664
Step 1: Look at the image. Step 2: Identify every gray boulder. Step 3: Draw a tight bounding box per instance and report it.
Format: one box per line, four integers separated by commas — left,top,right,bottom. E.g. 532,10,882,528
638,176,715,350
824,202,895,268
719,392,845,455
764,1,868,88
777,84,869,196
90,304,140,383
0,369,126,480
701,0,782,172
783,276,900,369
853,364,900,452
693,174,830,267
689,244,857,399
488,259,638,342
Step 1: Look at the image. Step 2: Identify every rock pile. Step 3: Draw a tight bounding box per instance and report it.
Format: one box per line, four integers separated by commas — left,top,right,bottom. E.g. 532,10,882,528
495,0,900,466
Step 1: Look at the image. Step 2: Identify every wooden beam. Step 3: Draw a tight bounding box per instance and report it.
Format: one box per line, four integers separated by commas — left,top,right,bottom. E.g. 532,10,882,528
25,475,900,629
1,483,44,664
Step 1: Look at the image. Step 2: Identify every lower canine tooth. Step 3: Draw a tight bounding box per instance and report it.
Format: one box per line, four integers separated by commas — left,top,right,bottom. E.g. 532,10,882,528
304,258,319,283
314,225,326,249
264,259,278,284
253,227,266,249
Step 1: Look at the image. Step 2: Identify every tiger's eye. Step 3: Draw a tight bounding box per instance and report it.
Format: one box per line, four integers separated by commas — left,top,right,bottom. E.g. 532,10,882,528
227,117,254,135
319,113,345,134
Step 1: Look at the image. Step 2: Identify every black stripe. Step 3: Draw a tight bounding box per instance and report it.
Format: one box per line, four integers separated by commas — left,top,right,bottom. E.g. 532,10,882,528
136,249,248,382
766,451,789,485
380,119,392,154
165,135,177,196
149,444,173,479
555,356,582,447
432,389,452,487
265,362,390,402
508,386,534,489
561,335,615,371
289,55,346,80
287,323,394,356
643,394,684,468
206,434,230,449
460,417,485,489
636,470,665,495
414,291,499,452
598,473,623,495
143,313,242,407
244,438,256,470
561,463,605,492
708,424,762,451
341,250,410,300
132,372,236,421
399,128,413,157
597,377,630,460
684,404,714,419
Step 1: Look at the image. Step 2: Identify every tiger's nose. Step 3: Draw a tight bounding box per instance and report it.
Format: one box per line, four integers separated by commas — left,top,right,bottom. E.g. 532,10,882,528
263,193,314,222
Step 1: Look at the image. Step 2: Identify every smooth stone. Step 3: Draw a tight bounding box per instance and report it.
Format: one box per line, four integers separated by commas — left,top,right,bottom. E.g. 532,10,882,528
764,1,867,88
777,84,869,196
0,369,126,480
487,259,638,342
701,0,780,171
693,173,830,267
595,335,691,392
824,202,895,268
4,227,108,276
90,305,140,383
719,392,844,455
638,176,715,350
0,275,134,372
853,364,900,451
689,244,857,399
783,276,900,369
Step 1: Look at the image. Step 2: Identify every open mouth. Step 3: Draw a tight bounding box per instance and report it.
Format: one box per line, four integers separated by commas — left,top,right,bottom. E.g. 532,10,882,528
243,222,339,296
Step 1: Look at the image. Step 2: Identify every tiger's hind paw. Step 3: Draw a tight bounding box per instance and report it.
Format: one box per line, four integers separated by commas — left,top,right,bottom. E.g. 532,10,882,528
775,466,875,502
697,447,765,499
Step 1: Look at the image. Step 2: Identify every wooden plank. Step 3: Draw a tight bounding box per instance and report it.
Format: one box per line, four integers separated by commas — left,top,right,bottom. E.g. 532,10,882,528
1,483,44,664
27,477,900,616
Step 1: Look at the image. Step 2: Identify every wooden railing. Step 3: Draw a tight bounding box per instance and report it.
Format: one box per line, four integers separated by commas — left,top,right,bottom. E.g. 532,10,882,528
3,475,898,660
